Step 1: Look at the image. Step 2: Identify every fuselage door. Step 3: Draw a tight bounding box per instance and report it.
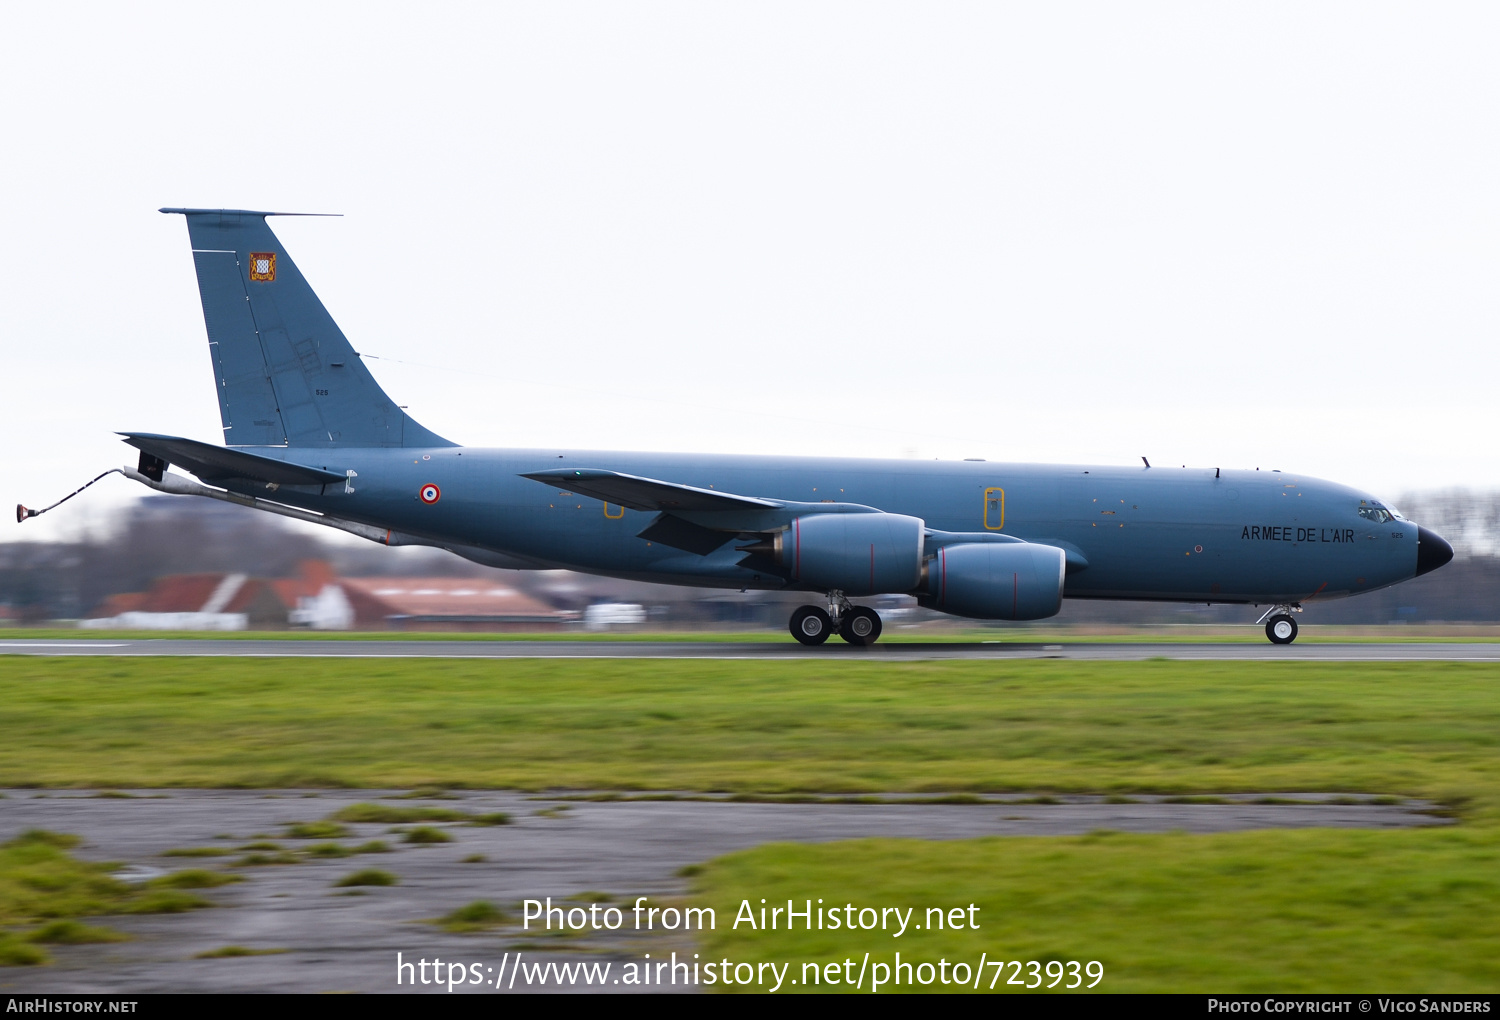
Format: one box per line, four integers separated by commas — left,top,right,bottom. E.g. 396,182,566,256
984,487,1005,530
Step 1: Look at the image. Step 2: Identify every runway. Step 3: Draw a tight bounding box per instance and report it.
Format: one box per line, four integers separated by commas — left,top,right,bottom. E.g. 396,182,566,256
0,789,1446,994
1,638,1498,660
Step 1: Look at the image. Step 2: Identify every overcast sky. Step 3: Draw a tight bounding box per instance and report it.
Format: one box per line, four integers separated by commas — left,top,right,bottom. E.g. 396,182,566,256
3,3,1497,543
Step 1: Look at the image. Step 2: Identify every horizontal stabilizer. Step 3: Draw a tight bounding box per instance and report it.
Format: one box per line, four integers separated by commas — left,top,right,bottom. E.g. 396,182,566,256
158,208,340,218
119,433,346,486
521,469,780,513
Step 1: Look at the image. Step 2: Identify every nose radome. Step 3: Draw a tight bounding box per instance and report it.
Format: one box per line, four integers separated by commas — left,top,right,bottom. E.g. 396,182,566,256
1415,526,1454,577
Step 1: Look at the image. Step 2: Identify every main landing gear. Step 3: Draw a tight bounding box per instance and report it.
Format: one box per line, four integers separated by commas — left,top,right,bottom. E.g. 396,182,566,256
789,592,883,646
1257,605,1302,645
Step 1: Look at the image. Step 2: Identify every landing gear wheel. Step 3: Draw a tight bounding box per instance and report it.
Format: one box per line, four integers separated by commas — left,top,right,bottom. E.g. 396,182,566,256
1265,614,1298,645
789,606,833,645
839,606,883,646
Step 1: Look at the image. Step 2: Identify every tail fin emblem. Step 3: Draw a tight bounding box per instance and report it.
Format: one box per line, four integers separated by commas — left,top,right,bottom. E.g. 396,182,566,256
248,252,277,282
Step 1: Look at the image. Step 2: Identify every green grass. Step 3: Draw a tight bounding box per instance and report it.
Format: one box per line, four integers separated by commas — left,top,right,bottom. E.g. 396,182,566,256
432,900,505,933
161,847,231,858
283,821,350,839
331,803,469,823
27,919,128,944
0,831,129,934
388,785,459,799
1,657,1497,803
0,938,48,966
150,869,241,889
194,945,287,958
119,890,211,913
402,826,452,844
468,812,512,826
304,842,355,858
691,829,1500,993
335,869,397,887
2,655,1498,988
0,831,221,964
234,852,299,867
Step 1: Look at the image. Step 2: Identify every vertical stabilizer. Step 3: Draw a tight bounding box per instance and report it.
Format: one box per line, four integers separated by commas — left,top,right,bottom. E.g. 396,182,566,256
162,208,452,449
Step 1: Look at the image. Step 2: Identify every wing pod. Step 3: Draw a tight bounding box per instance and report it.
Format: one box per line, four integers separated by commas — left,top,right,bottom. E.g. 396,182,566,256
920,542,1066,620
739,513,925,595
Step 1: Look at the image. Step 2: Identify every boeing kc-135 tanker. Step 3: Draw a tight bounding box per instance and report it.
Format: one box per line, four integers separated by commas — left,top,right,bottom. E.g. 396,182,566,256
21,209,1454,645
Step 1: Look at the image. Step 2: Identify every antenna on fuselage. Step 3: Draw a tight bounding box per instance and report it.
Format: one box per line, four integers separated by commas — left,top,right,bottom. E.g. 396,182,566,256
1141,457,1151,468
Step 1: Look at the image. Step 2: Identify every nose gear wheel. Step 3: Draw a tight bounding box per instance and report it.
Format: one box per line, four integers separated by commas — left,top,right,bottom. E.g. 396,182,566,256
1265,614,1298,644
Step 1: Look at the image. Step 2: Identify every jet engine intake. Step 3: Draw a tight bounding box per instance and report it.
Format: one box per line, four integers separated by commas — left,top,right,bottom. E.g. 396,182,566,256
920,541,1066,620
744,513,924,595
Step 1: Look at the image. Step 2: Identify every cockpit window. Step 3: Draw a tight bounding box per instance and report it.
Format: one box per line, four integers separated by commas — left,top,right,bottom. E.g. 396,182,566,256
1356,507,1394,524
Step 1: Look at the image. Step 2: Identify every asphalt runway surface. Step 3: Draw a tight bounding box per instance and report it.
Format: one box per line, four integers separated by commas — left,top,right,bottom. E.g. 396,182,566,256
0,790,1447,994
0,638,1497,661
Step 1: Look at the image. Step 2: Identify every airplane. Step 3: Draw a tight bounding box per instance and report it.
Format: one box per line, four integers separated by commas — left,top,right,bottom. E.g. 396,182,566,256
20,208,1455,645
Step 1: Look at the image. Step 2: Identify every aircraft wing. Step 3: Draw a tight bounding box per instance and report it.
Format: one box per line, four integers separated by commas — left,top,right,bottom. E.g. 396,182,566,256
119,433,347,487
520,469,781,513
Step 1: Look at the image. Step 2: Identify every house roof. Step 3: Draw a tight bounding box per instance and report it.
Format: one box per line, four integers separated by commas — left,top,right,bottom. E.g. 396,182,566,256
338,577,564,620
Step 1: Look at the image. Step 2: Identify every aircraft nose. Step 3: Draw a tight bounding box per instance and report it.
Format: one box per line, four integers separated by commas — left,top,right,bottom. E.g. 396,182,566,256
1415,526,1454,577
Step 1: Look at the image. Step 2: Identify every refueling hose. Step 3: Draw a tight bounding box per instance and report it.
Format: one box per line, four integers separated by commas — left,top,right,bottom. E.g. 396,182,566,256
16,469,122,523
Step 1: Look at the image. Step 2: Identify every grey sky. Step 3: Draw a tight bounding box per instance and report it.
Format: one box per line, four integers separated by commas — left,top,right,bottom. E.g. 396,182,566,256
4,3,1497,542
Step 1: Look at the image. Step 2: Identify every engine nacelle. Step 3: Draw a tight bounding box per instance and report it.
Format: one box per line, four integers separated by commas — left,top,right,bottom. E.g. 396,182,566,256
758,513,924,595
921,541,1066,620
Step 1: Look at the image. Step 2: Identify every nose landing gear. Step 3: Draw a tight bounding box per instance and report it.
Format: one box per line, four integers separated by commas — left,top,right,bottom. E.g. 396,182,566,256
1257,605,1302,644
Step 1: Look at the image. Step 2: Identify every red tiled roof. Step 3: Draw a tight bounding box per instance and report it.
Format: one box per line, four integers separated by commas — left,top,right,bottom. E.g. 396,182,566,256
87,591,150,618
268,560,337,604
137,574,227,613
338,578,563,619
222,578,287,613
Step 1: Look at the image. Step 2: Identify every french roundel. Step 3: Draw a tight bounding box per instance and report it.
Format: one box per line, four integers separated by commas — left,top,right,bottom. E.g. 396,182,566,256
419,484,441,504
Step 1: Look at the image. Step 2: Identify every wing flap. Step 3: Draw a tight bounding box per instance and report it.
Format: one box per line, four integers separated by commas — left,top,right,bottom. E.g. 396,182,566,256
636,513,737,555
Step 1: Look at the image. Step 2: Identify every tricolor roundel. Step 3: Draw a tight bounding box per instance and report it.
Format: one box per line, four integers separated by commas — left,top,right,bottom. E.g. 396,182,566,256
419,483,441,504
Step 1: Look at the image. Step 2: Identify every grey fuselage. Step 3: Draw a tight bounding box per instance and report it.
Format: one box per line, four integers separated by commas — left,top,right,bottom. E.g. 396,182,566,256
230,446,1422,605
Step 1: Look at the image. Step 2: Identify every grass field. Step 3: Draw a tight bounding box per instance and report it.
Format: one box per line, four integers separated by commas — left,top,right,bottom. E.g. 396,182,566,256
691,828,1500,992
1,655,1496,989
0,830,225,966
0,657,1496,798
